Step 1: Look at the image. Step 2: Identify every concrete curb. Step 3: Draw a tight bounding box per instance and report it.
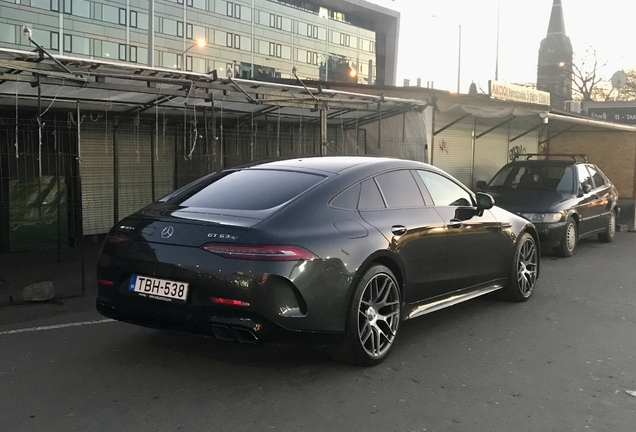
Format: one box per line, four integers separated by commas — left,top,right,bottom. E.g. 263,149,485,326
0,295,95,326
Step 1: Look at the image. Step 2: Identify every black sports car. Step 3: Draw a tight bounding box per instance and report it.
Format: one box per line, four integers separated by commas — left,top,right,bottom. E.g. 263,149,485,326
97,156,539,366
476,154,619,257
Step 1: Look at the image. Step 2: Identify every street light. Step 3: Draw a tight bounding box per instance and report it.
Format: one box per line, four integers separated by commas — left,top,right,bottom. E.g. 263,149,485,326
432,15,462,94
180,38,205,71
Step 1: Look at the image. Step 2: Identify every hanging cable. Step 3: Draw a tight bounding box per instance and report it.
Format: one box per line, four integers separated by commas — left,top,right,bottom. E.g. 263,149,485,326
155,96,159,161
187,89,199,160
14,83,19,159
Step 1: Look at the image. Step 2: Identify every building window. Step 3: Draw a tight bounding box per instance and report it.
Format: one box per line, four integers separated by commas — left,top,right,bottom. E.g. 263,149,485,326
306,24,318,39
340,33,350,47
226,33,240,49
186,0,193,6
177,21,183,38
186,23,193,39
186,55,193,71
269,42,282,58
63,34,71,52
63,0,72,14
306,51,318,65
50,32,59,50
50,0,59,12
226,63,239,78
119,43,126,61
130,11,138,28
119,8,126,25
130,45,138,62
269,14,282,29
227,2,241,19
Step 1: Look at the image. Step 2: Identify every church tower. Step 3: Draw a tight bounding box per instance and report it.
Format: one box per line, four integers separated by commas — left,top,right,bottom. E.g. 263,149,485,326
537,0,573,109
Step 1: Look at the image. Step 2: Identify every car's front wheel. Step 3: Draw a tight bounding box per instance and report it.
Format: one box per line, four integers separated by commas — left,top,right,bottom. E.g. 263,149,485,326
554,217,577,257
328,265,401,366
598,211,616,243
501,232,538,302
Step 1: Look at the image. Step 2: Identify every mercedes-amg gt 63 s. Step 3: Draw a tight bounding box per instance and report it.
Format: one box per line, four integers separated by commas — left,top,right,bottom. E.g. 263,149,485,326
97,156,540,366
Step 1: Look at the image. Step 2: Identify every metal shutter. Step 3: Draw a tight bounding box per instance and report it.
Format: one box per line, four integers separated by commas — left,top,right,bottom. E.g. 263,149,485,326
432,111,474,187
80,122,114,235
473,119,510,188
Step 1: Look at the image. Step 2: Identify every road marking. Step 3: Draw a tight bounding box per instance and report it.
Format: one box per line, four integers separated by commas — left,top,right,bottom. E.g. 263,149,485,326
0,319,115,335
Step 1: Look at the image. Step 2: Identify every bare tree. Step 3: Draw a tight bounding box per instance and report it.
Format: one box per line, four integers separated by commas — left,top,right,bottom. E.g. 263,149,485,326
572,47,609,101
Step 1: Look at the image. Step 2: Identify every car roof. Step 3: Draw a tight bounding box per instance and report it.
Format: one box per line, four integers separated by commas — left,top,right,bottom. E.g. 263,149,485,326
506,159,581,167
230,156,432,175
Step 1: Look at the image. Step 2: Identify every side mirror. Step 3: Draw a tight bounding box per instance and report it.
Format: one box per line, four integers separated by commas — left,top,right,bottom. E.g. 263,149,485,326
582,183,592,194
476,180,488,190
476,192,495,210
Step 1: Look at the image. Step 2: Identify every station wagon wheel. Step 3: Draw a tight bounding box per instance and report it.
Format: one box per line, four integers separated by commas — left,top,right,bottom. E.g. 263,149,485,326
598,211,616,243
502,233,538,302
327,265,401,366
554,217,577,257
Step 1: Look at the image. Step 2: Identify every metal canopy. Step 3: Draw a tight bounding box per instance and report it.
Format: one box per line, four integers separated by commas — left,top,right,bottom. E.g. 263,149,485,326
0,48,428,125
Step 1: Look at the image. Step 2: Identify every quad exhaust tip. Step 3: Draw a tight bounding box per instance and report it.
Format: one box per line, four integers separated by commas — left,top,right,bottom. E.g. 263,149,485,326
211,325,258,344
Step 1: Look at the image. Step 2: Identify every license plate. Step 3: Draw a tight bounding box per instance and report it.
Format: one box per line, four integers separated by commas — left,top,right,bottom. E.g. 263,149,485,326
129,275,189,303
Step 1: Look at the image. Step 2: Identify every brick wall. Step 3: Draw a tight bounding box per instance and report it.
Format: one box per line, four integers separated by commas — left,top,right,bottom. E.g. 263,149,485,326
548,131,636,199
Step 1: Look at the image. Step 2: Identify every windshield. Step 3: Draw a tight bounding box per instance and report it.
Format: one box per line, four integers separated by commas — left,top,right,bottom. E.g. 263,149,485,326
489,164,574,193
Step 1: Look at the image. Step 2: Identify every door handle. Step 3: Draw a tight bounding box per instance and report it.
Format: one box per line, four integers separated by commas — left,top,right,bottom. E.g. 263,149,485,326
449,219,463,229
391,225,407,236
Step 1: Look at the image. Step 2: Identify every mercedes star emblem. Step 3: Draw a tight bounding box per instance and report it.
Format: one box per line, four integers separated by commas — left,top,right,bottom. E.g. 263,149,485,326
161,226,174,239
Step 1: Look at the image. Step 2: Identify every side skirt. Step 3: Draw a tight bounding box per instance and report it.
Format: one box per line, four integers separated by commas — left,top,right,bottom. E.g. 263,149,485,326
406,284,504,320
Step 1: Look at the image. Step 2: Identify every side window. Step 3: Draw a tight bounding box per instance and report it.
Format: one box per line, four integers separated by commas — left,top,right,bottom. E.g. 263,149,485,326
587,165,606,188
331,183,360,210
416,170,473,206
556,166,575,193
359,179,385,210
576,165,593,193
374,170,425,208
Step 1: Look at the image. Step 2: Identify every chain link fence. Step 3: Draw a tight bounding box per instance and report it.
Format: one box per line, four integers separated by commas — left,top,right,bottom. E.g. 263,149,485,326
0,108,427,306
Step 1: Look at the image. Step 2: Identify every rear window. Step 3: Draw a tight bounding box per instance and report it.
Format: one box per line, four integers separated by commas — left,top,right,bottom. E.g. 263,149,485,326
177,169,325,210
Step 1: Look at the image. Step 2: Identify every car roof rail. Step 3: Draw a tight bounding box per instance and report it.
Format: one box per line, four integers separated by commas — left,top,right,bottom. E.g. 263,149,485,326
514,153,588,163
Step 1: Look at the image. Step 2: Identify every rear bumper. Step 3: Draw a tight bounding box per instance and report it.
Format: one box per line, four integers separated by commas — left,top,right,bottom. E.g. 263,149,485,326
96,295,340,345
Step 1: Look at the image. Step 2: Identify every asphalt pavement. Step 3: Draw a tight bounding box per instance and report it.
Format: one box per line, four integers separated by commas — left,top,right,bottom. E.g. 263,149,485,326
1,232,635,432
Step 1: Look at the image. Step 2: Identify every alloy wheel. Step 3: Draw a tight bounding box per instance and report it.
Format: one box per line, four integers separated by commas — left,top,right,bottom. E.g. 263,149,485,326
516,236,538,297
357,272,400,359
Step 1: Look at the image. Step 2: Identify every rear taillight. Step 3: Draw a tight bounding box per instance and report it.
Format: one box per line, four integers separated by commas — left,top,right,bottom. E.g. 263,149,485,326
98,279,115,286
106,232,132,244
211,297,250,307
202,244,317,261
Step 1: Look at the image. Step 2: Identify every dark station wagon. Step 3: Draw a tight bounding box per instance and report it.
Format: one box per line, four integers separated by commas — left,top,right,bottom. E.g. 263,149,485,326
476,154,619,257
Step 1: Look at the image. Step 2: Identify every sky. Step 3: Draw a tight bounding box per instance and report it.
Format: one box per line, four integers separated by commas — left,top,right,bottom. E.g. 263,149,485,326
370,0,636,93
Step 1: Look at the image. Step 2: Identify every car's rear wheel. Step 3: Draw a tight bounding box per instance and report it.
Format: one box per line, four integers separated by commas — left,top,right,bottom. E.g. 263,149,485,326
554,217,577,257
598,211,616,243
501,233,538,302
327,265,401,366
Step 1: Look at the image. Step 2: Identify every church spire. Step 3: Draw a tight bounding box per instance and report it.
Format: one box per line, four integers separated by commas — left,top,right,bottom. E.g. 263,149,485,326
537,0,573,109
547,0,567,36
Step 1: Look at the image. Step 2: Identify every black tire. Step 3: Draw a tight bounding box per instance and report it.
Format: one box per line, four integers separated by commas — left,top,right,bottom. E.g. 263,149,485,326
501,233,538,302
327,265,401,366
598,211,616,243
554,217,577,257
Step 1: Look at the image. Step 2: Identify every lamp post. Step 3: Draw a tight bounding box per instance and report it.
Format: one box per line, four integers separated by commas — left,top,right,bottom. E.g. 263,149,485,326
180,39,205,71
432,15,462,94
495,1,500,81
